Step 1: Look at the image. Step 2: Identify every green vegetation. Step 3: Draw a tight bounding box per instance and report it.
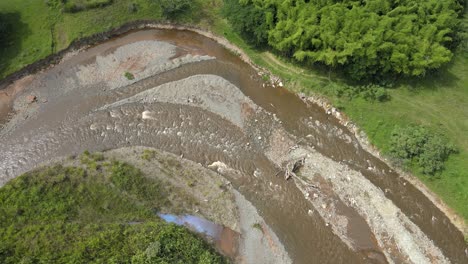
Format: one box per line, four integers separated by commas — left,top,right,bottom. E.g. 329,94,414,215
62,0,114,13
159,0,193,19
252,222,263,232
224,0,464,79
327,83,390,103
390,125,457,175
0,0,466,222
0,153,227,263
125,71,135,80
142,149,156,161
222,0,270,46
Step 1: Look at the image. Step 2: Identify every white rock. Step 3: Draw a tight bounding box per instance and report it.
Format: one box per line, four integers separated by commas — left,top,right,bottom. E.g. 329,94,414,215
208,161,229,174
253,169,261,178
142,110,154,120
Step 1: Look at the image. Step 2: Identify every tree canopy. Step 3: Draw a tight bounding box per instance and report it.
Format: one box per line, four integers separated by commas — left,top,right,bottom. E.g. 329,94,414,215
390,125,457,175
225,0,464,79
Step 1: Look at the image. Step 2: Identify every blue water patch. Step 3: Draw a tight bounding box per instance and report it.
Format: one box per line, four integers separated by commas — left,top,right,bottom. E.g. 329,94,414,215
158,213,224,238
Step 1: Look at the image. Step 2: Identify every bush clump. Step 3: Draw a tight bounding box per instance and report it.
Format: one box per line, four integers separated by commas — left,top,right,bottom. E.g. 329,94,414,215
124,71,135,80
62,0,113,13
159,0,193,19
330,83,390,102
390,125,457,175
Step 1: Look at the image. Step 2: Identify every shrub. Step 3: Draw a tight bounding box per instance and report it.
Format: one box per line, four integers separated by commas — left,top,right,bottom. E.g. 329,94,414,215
141,149,156,161
124,71,135,80
331,83,390,102
390,125,457,175
155,224,226,263
128,2,138,13
62,0,113,13
159,0,192,19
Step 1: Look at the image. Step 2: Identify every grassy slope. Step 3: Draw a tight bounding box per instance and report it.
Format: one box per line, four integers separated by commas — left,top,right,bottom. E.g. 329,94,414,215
0,152,226,263
0,1,466,220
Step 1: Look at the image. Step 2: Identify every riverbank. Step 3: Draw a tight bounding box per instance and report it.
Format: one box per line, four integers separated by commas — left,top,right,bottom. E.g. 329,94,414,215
0,27,466,262
1,1,468,240
0,17,466,240
1,1,466,232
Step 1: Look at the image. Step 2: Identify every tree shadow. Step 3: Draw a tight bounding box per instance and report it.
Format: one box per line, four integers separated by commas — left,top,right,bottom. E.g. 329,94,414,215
394,60,462,92
0,12,31,78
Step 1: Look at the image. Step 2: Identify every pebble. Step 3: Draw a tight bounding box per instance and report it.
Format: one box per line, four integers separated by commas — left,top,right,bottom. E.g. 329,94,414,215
26,95,37,104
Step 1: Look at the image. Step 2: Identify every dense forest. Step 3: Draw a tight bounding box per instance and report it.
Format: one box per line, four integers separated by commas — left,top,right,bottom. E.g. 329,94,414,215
224,0,464,79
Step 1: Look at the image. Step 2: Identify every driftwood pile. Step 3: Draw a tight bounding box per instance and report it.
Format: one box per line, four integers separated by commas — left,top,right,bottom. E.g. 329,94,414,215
284,156,306,180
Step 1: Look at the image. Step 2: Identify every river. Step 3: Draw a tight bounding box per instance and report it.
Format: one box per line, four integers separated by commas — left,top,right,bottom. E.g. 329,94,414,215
0,28,466,264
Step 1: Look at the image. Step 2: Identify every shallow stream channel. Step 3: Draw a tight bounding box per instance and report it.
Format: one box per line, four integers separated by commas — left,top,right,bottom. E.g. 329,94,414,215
0,29,466,263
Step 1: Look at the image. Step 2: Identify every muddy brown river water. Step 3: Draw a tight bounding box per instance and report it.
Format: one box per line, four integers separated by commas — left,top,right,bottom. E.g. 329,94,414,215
0,29,467,264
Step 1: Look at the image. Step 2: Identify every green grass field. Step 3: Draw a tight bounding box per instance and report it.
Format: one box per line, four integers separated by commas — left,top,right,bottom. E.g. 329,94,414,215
0,0,467,222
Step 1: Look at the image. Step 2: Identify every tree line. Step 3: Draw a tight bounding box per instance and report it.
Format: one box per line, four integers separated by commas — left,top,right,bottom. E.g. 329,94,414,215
224,0,464,79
